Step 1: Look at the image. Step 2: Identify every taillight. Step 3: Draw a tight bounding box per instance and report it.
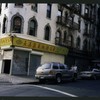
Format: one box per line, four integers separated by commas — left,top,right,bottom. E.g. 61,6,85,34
49,70,55,75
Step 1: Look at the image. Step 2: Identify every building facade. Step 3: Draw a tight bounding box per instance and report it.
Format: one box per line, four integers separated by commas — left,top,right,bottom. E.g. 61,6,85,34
0,3,69,77
62,4,98,71
0,3,98,77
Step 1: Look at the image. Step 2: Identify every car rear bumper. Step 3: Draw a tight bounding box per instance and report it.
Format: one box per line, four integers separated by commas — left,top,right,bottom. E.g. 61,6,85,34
35,75,56,80
79,74,92,79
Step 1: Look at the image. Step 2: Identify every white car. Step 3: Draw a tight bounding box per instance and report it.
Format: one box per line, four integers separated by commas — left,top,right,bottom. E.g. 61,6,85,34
35,62,77,83
79,68,100,80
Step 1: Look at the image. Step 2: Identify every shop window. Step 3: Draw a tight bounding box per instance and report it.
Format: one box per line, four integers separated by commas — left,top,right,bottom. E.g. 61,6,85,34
44,25,51,41
29,19,37,36
12,16,22,33
47,4,52,18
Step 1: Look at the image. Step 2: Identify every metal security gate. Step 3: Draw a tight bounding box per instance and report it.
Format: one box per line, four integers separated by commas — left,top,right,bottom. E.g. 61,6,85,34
29,55,41,77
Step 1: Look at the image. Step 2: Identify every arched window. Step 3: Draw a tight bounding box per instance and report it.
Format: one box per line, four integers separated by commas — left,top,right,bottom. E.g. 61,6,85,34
63,31,67,42
12,16,22,33
55,30,62,45
2,17,7,33
68,35,73,47
44,25,51,41
83,39,88,51
29,19,37,36
76,37,80,49
65,11,68,22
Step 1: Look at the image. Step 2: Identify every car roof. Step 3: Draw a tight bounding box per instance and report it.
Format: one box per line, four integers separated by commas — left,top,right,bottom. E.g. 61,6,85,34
43,62,67,65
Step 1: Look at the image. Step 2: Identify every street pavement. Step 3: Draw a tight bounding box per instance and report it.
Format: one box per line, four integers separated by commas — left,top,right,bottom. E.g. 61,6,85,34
0,74,39,85
0,74,100,97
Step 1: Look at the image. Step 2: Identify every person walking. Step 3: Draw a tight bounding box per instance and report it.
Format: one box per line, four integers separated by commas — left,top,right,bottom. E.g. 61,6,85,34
70,65,78,78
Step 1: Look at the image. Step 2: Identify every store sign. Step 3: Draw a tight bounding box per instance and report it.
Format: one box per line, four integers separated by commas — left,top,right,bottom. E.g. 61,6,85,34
13,37,68,55
0,36,69,55
0,37,12,46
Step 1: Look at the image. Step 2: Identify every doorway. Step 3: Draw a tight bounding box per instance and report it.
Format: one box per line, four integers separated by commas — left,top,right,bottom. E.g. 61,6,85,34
29,55,41,77
3,60,11,74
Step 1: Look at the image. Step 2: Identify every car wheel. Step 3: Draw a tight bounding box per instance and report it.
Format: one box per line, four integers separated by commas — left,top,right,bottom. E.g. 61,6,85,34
56,75,62,83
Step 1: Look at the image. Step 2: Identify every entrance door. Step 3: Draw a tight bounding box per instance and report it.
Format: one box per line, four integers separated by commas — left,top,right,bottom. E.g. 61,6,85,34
29,55,41,77
3,60,11,74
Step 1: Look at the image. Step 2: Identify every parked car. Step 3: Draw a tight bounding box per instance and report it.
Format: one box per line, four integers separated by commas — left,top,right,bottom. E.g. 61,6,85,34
35,62,77,83
79,68,100,80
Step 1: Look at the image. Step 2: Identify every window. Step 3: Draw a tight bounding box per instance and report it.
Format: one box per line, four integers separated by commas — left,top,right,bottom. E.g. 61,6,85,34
31,4,38,12
55,31,62,45
15,3,23,7
76,37,80,49
47,4,52,18
85,8,89,14
63,31,67,42
0,4,2,14
29,19,37,36
78,18,81,32
55,31,62,44
93,69,100,72
44,25,51,41
2,17,7,33
85,7,89,17
12,16,22,33
68,35,73,47
53,64,59,69
74,4,81,14
5,3,8,8
58,9,62,17
83,39,88,51
64,65,68,70
65,11,68,22
41,63,51,69
59,64,65,69
84,22,88,33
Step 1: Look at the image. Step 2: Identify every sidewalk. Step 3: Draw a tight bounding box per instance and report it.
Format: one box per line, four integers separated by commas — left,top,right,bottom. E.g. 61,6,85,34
0,74,39,85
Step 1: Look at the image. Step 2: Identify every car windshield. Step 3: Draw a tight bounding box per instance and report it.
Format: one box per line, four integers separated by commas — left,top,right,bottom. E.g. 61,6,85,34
92,69,100,72
39,63,51,69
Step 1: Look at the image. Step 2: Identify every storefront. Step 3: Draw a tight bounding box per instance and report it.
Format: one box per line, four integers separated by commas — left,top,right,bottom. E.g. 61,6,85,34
0,35,69,77
65,48,92,71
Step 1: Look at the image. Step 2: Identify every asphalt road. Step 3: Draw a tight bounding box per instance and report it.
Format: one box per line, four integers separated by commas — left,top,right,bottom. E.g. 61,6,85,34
0,79,100,97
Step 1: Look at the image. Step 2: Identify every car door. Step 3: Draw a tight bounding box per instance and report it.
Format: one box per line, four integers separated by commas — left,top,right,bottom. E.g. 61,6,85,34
59,64,71,78
59,64,66,78
52,63,59,75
